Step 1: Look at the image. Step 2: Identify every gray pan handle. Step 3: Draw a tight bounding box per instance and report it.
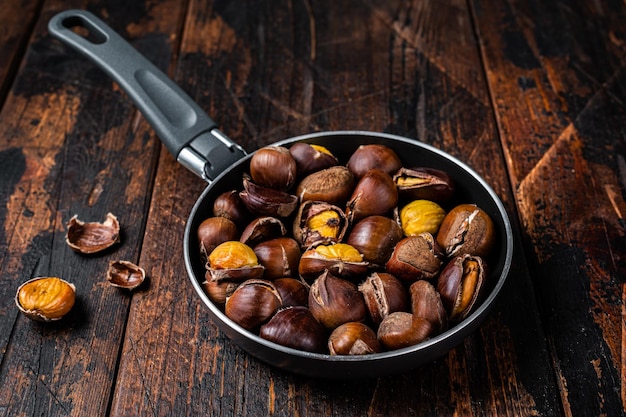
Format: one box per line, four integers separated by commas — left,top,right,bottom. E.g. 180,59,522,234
48,9,246,182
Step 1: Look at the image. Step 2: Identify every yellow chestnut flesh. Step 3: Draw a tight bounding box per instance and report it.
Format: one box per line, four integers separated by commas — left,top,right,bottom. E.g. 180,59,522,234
306,210,342,239
314,243,363,262
209,241,258,269
455,259,480,317
16,277,76,321
400,200,446,236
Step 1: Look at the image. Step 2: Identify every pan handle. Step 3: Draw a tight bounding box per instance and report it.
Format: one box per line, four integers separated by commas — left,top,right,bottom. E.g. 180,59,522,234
48,9,246,182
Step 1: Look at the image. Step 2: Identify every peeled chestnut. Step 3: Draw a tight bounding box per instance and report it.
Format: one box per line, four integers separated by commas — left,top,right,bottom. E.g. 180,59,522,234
197,216,239,257
346,169,398,224
299,243,368,282
308,271,367,329
16,277,76,321
239,176,298,218
385,234,444,284
398,199,446,236
225,279,282,331
393,167,455,202
358,272,408,326
377,312,433,350
293,200,348,248
206,241,264,282
346,215,403,267
253,237,301,280
289,143,339,178
259,306,327,353
436,204,495,258
296,165,355,206
346,144,402,179
328,322,381,355
409,280,447,334
249,146,297,190
437,254,488,322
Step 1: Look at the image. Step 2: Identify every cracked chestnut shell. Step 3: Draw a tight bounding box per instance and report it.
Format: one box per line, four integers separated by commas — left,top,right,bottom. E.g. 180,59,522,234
296,165,355,206
346,215,403,268
293,200,348,248
437,254,488,322
239,176,298,218
385,234,444,284
225,279,282,331
358,272,408,326
239,216,287,247
346,169,398,224
328,322,382,355
260,306,327,353
436,204,495,258
308,271,367,329
409,280,447,334
393,167,455,203
253,237,301,280
377,312,433,350
107,260,146,290
299,243,368,282
16,277,76,321
66,212,120,254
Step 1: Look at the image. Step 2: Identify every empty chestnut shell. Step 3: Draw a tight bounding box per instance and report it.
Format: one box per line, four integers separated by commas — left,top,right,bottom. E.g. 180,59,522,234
66,212,120,254
259,306,327,353
239,176,298,218
239,216,287,247
107,260,146,290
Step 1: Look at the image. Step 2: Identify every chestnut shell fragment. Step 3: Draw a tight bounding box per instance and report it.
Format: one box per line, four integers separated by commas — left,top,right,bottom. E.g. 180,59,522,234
107,260,146,290
66,212,120,254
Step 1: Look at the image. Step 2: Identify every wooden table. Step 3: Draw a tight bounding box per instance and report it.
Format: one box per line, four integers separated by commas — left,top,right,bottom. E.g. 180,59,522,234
1,0,624,415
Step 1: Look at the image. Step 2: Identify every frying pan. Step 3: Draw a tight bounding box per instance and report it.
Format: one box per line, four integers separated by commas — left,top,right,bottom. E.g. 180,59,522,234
48,9,513,378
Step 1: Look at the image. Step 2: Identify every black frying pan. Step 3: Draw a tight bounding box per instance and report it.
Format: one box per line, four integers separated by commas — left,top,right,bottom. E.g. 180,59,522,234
48,10,513,378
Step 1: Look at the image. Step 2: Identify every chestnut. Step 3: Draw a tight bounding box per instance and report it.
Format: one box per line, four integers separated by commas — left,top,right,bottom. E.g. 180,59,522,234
393,167,455,203
253,237,301,280
296,166,355,206
298,243,368,282
206,241,264,282
249,146,297,190
436,204,495,258
308,271,367,329
259,306,327,353
202,277,239,306
16,277,76,322
398,199,446,236
346,169,398,224
437,254,488,322
293,200,348,248
225,279,282,331
289,142,339,178
346,215,403,268
197,216,239,258
328,322,382,355
239,216,287,247
385,234,444,284
409,280,447,334
213,190,251,228
346,144,402,179
273,277,309,307
358,272,408,326
377,312,433,350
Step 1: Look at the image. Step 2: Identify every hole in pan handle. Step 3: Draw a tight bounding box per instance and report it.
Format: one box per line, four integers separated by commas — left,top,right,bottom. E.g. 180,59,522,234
47,9,247,183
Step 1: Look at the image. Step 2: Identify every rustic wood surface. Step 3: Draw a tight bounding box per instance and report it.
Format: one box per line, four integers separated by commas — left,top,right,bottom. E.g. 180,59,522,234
0,0,623,416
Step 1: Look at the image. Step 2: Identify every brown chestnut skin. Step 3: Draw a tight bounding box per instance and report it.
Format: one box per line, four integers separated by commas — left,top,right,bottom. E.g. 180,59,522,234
259,306,327,353
393,167,455,203
346,144,402,179
358,272,409,326
437,254,487,322
249,146,297,190
197,216,239,258
225,279,282,331
203,277,239,306
240,216,287,247
273,277,309,307
346,215,403,268
346,169,398,224
436,204,495,258
253,237,301,280
239,176,298,218
328,322,382,355
289,142,339,178
213,190,251,228
377,312,433,350
409,280,447,334
385,234,444,284
296,166,355,206
308,271,367,330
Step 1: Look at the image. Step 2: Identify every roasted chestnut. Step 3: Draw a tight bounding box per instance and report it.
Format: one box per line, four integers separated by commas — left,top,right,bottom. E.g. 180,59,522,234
293,200,348,248
225,279,282,331
328,322,381,355
436,204,495,258
202,278,240,306
385,234,444,284
239,176,298,218
299,243,368,282
289,143,339,177
296,166,355,206
409,280,447,334
358,272,408,326
346,169,398,224
273,277,309,307
259,306,327,353
393,167,455,202
398,199,446,236
206,241,264,282
197,216,239,258
16,277,76,322
377,312,433,350
346,144,402,179
213,190,251,228
308,271,367,329
249,146,297,190
253,237,301,280
346,215,403,267
437,254,488,322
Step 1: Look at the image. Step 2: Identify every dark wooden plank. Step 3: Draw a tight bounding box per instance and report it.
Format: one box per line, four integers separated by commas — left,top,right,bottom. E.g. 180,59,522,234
0,0,42,107
471,0,626,415
0,0,186,415
111,1,559,416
